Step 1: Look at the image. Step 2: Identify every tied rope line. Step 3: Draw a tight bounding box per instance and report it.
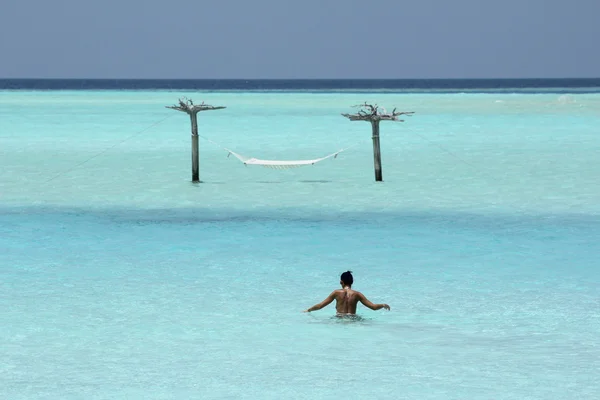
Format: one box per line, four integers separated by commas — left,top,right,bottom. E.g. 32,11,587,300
404,126,479,169
404,125,499,181
44,114,174,185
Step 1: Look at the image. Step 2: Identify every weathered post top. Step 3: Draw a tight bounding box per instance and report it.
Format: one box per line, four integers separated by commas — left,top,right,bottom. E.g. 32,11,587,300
342,102,414,182
166,97,226,115
341,102,414,122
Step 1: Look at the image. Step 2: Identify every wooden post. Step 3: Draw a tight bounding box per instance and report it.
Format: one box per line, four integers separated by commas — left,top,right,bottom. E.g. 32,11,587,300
190,113,199,182
371,120,382,181
342,103,414,182
166,98,225,183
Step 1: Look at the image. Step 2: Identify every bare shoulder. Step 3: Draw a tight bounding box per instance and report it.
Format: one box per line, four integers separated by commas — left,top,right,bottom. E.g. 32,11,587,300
353,291,368,300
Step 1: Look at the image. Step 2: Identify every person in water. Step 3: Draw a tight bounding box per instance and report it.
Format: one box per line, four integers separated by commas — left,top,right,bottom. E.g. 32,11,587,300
304,271,390,315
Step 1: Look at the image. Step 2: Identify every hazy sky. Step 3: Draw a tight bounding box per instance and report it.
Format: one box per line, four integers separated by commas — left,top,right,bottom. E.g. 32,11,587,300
1,0,598,79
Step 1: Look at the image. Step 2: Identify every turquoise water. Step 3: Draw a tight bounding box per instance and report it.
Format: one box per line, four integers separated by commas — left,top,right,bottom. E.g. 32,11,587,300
1,91,599,399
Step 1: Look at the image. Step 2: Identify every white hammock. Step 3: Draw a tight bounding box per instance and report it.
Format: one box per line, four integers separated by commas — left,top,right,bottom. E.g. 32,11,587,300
224,148,346,169
198,135,354,170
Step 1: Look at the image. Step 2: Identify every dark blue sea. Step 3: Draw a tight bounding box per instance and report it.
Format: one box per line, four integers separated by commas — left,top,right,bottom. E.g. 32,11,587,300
1,78,599,93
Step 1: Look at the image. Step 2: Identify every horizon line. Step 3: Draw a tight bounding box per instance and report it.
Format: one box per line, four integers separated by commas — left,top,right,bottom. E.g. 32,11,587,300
2,77,600,81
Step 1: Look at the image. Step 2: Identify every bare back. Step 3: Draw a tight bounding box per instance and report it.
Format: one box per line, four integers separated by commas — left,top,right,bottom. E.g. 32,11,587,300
305,285,389,314
334,288,361,314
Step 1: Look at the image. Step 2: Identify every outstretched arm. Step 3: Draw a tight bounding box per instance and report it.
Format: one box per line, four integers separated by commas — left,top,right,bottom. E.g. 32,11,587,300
304,291,336,312
358,292,390,311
